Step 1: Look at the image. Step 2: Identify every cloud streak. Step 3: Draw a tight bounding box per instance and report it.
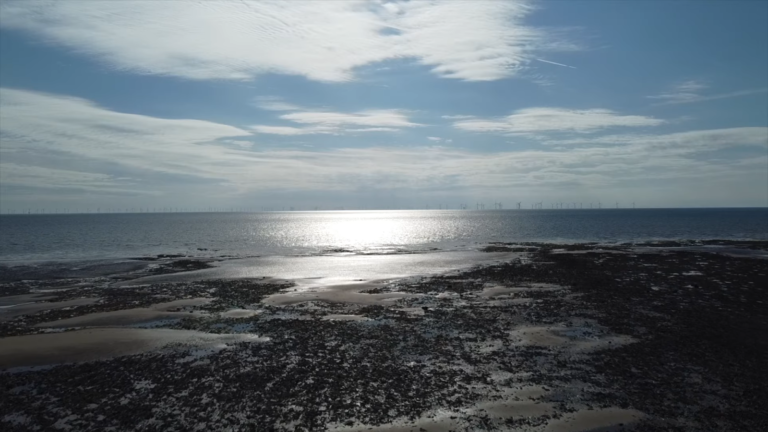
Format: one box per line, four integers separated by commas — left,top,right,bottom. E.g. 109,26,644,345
1,88,764,206
0,0,577,82
252,108,420,135
252,97,301,112
648,80,767,105
453,108,664,134
534,58,576,69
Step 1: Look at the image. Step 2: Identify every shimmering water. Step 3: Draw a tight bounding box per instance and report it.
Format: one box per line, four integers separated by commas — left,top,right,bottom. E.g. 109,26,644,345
0,208,766,261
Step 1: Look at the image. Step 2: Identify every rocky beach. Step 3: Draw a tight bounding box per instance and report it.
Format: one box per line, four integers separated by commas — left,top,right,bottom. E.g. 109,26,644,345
1,241,767,431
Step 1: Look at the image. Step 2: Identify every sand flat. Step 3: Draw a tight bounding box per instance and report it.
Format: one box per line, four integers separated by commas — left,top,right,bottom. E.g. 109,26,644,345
507,325,634,352
544,408,644,431
0,293,55,307
481,284,563,298
0,297,100,321
329,414,462,432
0,328,267,369
264,280,417,306
221,309,260,318
149,297,212,310
32,297,212,328
322,314,370,321
33,307,205,328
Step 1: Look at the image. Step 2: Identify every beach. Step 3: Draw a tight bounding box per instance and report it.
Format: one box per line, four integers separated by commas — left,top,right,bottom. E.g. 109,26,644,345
1,240,767,431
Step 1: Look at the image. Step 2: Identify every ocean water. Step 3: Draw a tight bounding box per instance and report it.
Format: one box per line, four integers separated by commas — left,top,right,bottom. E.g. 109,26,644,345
0,208,766,262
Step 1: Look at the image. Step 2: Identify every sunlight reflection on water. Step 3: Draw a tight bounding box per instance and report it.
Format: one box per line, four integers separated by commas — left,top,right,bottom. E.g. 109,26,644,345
1,208,766,261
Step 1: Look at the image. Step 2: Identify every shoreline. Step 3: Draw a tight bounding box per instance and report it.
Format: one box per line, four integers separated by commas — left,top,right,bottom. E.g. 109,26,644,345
1,241,767,431
2,237,767,267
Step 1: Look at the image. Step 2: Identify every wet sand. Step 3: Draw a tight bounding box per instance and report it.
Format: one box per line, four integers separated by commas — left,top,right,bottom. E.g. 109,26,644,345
0,293,55,307
264,280,418,306
0,297,100,321
117,250,521,286
0,328,267,369
1,241,766,431
32,297,212,328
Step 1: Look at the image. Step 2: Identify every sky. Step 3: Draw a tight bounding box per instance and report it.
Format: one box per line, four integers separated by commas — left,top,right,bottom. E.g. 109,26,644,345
0,0,767,212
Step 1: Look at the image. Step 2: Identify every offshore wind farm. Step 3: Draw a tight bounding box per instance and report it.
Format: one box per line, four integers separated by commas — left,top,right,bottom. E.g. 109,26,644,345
0,201,653,214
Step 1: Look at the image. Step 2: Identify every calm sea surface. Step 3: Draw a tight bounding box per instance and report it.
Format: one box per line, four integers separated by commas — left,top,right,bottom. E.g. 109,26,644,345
1,209,766,262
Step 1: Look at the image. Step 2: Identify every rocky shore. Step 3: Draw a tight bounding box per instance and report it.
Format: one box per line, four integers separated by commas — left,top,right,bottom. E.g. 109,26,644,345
1,241,767,431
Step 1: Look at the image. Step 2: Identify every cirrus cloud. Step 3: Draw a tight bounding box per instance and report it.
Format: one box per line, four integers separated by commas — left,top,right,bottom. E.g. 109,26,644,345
0,0,577,82
251,108,420,135
648,80,768,106
453,108,665,135
1,88,765,208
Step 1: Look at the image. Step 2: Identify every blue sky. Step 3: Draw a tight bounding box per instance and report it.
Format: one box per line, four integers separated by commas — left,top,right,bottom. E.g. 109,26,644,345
0,0,766,211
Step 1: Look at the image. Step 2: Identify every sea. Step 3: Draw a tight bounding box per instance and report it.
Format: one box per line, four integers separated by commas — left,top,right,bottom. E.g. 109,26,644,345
1,208,766,263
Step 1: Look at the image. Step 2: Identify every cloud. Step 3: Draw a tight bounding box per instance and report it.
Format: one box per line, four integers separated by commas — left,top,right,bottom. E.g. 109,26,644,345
453,108,664,134
348,128,399,133
0,0,577,82
676,80,708,93
540,127,768,151
252,108,420,135
427,137,442,142
281,110,420,128
534,58,576,69
1,88,765,206
0,162,153,195
249,126,316,136
252,97,301,111
0,88,254,189
648,80,767,105
442,115,474,120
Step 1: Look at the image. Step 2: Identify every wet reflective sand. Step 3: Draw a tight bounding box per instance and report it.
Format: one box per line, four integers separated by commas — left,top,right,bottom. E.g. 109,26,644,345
0,328,267,369
118,251,521,286
0,297,100,321
543,408,643,432
264,280,417,306
34,298,212,328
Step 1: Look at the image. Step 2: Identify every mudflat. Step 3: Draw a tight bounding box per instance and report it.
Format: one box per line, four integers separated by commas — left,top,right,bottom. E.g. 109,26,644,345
1,241,766,431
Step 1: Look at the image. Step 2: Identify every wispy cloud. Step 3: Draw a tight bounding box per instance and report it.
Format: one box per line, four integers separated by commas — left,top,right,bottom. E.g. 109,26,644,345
252,96,301,112
0,0,578,82
453,108,664,134
441,115,474,120
2,88,765,205
248,126,316,136
0,163,154,195
534,58,576,69
540,127,768,150
0,88,254,190
252,108,421,135
648,80,767,105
